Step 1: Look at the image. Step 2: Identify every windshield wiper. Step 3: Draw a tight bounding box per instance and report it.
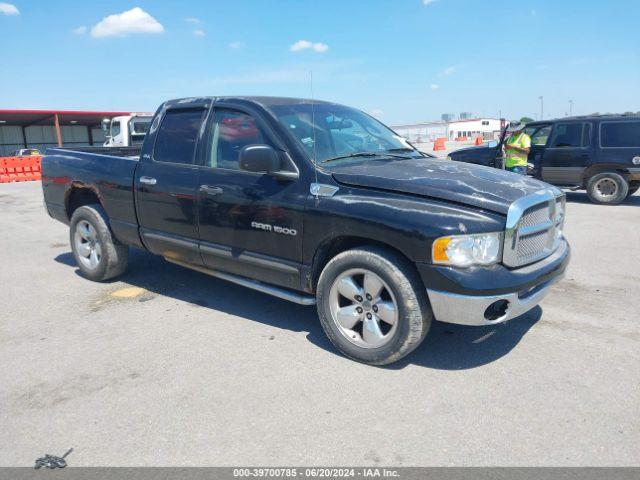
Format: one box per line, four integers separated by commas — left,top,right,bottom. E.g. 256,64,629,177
386,147,415,152
321,151,411,164
386,147,422,156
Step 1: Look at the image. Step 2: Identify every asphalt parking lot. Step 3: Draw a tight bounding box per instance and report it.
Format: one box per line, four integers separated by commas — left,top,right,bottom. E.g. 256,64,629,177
0,181,638,467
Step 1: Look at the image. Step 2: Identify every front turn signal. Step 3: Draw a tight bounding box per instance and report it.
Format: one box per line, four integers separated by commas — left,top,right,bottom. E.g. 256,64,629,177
432,237,452,263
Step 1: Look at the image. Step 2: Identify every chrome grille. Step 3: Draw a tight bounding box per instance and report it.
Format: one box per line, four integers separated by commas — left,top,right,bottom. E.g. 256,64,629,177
517,230,552,263
503,189,565,268
520,203,551,227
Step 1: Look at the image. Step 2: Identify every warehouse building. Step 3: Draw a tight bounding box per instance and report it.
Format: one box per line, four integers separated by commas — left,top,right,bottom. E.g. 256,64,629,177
392,117,505,143
0,109,136,156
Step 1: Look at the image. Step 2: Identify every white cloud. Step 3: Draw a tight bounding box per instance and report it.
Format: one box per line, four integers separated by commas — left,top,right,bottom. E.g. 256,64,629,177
0,2,19,15
72,26,87,35
228,41,245,49
422,0,438,5
291,40,312,51
185,17,204,37
312,42,329,53
91,7,164,38
290,40,329,53
441,66,456,76
430,84,440,90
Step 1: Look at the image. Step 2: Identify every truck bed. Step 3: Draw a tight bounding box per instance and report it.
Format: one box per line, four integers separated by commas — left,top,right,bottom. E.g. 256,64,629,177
41,147,141,246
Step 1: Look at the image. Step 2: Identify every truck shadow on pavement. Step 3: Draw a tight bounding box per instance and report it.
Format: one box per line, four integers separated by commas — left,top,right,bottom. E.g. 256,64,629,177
564,191,640,206
55,249,541,371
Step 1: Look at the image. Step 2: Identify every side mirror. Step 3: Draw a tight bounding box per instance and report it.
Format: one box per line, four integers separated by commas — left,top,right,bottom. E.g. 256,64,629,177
239,144,280,173
101,118,111,132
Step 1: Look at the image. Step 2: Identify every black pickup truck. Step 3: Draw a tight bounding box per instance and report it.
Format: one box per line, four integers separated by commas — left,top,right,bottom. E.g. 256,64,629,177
448,115,640,205
42,96,570,365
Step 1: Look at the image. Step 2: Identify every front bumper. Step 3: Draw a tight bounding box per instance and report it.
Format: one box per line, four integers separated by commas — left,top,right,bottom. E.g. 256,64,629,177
427,273,564,326
420,239,570,326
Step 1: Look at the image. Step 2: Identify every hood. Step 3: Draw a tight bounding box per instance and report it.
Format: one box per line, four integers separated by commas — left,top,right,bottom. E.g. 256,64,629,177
330,158,550,215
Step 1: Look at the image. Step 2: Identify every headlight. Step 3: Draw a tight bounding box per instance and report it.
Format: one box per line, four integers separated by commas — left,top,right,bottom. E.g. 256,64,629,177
432,232,503,267
554,197,565,243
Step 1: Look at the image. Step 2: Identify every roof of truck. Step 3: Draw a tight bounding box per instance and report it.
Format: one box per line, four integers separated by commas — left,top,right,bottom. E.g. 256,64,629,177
229,96,338,106
166,96,341,109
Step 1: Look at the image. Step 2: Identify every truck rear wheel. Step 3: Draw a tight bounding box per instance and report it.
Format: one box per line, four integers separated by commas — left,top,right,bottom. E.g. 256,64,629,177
69,204,128,281
586,172,629,205
316,247,431,365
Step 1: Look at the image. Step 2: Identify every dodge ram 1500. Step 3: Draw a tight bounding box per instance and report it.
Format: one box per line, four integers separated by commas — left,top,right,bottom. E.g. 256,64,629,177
42,96,570,365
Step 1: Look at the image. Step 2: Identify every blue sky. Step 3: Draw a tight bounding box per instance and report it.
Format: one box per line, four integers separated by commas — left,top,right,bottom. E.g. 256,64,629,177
1,0,638,124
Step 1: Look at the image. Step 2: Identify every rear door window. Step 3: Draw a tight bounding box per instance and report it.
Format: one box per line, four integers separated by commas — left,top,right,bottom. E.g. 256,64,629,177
153,109,205,165
549,123,589,148
600,121,640,148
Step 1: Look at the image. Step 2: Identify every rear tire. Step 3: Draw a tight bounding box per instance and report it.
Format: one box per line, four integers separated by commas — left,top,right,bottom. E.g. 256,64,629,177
586,172,628,205
316,247,431,366
69,204,128,281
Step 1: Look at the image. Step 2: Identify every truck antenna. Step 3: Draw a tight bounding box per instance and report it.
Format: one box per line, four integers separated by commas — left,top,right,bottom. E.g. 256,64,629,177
310,70,319,194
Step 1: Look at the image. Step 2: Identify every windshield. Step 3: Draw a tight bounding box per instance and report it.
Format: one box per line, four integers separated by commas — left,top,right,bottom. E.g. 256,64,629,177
269,103,420,165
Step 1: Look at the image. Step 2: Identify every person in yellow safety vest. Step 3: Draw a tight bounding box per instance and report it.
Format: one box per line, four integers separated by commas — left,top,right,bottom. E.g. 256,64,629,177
504,126,531,175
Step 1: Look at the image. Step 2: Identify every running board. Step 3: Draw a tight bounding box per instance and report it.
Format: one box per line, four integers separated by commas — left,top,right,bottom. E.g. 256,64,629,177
164,258,317,306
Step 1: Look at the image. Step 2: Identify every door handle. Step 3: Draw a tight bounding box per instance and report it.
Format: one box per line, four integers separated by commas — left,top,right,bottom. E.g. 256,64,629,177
139,176,157,185
199,185,223,196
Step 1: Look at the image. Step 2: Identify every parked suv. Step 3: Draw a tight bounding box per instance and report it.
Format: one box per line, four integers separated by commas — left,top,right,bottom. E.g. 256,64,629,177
448,115,640,205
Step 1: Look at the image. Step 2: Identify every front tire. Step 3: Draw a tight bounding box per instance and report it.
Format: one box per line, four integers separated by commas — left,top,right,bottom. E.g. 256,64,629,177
586,172,629,205
69,204,128,281
316,247,432,365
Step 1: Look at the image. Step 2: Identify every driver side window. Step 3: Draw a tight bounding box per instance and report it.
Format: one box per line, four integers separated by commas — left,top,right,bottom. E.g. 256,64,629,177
531,125,552,146
111,121,121,137
208,110,270,170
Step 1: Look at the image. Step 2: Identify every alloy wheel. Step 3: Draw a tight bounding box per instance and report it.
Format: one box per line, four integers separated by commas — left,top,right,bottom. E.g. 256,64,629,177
328,268,399,348
74,220,102,269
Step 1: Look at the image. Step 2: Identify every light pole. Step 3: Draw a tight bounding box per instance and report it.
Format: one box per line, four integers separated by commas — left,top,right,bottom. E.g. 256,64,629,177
569,99,574,117
538,96,544,120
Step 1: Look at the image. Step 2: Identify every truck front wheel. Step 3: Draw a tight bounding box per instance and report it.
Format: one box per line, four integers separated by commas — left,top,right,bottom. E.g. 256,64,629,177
69,204,129,281
316,247,432,365
586,172,629,205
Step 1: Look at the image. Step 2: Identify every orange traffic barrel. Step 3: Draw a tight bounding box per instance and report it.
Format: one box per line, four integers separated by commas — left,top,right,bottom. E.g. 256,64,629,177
433,138,446,151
